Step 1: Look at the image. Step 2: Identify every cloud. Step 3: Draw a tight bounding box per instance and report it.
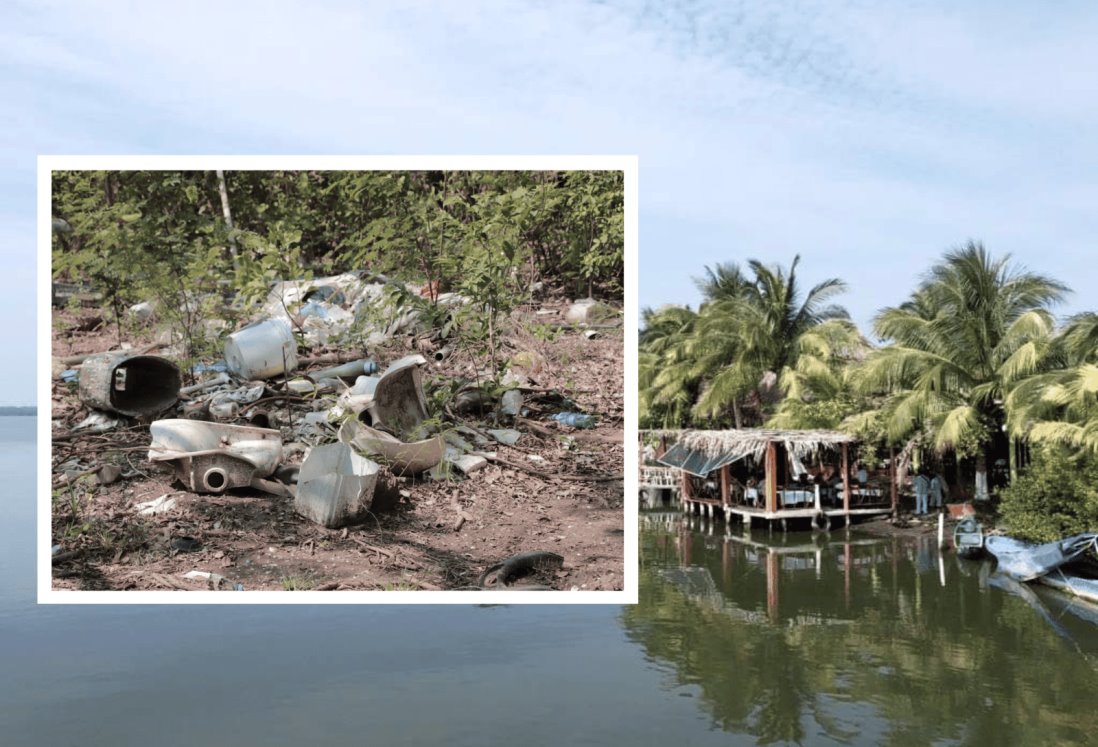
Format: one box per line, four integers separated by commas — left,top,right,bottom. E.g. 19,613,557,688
4,0,1098,402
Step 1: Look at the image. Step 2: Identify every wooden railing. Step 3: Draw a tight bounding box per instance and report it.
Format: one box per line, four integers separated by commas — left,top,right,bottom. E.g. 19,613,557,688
640,466,678,489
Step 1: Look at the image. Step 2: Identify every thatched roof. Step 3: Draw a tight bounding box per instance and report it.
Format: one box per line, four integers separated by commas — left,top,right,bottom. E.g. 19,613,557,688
639,429,687,440
679,428,857,461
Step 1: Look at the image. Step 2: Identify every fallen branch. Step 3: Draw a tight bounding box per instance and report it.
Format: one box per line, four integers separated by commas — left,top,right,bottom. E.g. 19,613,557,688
483,453,622,482
350,536,395,558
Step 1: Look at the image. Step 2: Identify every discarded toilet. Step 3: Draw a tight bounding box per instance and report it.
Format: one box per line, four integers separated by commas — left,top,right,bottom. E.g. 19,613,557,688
341,354,430,438
295,443,380,528
224,318,298,380
148,419,282,493
338,418,445,476
78,352,181,417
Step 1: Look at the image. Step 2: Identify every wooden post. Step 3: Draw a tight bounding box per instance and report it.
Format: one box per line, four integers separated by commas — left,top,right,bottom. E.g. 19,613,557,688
842,443,851,515
766,550,780,623
844,541,852,609
720,464,730,507
889,446,898,517
766,441,778,514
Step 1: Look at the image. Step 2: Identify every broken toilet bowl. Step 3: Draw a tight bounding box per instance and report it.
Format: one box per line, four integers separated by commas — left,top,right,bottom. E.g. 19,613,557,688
338,418,445,476
148,419,282,494
340,354,429,439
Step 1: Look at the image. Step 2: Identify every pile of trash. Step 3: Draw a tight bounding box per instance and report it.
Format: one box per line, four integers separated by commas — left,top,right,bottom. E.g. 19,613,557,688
54,275,616,533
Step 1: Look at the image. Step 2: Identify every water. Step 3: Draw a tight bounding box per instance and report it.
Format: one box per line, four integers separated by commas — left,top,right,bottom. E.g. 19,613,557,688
8,417,1098,744
632,511,1098,745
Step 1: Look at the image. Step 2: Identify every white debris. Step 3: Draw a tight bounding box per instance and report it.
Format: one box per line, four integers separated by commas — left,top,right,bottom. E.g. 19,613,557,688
136,494,178,515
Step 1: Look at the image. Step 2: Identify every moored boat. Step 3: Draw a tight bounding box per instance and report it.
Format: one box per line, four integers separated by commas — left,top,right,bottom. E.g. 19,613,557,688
953,517,985,559
984,533,1097,582
985,533,1098,605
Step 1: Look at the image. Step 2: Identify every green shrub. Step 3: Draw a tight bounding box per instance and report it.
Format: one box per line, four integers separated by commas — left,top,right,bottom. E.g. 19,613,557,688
997,446,1098,542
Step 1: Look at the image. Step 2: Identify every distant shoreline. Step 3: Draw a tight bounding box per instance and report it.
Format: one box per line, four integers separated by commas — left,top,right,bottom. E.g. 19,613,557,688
0,407,35,416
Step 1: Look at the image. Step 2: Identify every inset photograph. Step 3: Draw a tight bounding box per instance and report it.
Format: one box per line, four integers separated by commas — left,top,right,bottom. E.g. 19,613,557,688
46,159,628,596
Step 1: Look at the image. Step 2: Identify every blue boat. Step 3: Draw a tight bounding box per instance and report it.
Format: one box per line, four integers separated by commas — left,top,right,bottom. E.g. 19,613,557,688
985,533,1098,604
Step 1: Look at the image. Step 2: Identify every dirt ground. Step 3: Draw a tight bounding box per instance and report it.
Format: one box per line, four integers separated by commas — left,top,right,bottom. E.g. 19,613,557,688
50,295,625,592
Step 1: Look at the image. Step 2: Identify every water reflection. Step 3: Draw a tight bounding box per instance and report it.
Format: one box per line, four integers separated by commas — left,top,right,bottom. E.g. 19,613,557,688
628,510,1098,745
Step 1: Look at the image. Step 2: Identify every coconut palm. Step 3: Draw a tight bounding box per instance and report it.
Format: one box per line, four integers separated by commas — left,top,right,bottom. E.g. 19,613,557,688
690,255,851,425
856,242,1068,489
1007,312,1098,453
639,304,699,428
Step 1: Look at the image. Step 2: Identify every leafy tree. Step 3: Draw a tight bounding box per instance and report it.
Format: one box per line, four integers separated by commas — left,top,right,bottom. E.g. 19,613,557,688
1007,312,1098,454
690,256,850,426
854,243,1067,493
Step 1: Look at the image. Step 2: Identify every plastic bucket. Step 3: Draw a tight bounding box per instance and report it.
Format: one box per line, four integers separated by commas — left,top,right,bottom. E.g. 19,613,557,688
224,318,298,380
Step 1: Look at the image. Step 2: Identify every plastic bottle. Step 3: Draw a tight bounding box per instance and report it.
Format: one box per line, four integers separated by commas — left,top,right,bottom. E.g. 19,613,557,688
551,412,595,429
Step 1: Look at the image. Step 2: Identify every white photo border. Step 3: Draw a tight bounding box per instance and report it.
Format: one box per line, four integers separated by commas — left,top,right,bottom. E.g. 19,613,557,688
38,154,638,605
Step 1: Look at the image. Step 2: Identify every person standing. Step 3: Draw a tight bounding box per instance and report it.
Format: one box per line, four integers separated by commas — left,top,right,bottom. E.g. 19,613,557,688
913,469,930,515
930,472,947,511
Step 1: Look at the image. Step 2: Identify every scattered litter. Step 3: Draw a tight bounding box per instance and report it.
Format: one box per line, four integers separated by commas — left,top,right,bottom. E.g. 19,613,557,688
564,298,615,325
295,443,380,528
351,355,429,438
448,452,488,475
307,358,378,381
79,352,181,417
179,372,230,396
551,412,596,429
224,317,298,380
129,301,154,322
340,419,445,475
191,361,229,374
303,285,346,305
209,401,239,420
500,390,523,416
487,429,521,446
60,369,80,383
148,419,282,493
527,454,547,463
96,464,122,485
136,494,178,515
72,411,124,433
51,544,62,556
583,329,600,340
286,378,318,395
182,570,243,590
212,383,265,405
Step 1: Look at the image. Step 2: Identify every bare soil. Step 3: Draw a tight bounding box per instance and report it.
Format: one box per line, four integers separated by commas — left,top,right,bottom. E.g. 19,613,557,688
50,298,625,593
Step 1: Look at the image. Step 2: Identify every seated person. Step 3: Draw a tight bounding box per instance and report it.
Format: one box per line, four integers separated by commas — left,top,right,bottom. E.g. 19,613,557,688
744,477,759,506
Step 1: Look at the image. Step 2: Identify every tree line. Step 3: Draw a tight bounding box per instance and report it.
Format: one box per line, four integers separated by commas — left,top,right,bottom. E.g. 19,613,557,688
52,169,624,320
640,242,1098,539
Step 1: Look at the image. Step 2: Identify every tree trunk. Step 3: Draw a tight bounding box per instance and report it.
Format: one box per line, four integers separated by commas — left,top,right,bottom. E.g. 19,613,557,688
216,169,240,272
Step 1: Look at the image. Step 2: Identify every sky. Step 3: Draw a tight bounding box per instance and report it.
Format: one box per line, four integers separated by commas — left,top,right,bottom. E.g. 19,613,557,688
4,0,1098,405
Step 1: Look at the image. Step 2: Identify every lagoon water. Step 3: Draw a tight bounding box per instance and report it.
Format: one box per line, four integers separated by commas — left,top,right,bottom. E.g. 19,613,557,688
7,416,1098,744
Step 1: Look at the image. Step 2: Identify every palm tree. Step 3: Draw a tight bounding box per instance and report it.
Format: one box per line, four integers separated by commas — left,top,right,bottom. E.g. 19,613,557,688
691,255,850,426
1007,312,1098,453
639,304,699,428
857,242,1068,494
